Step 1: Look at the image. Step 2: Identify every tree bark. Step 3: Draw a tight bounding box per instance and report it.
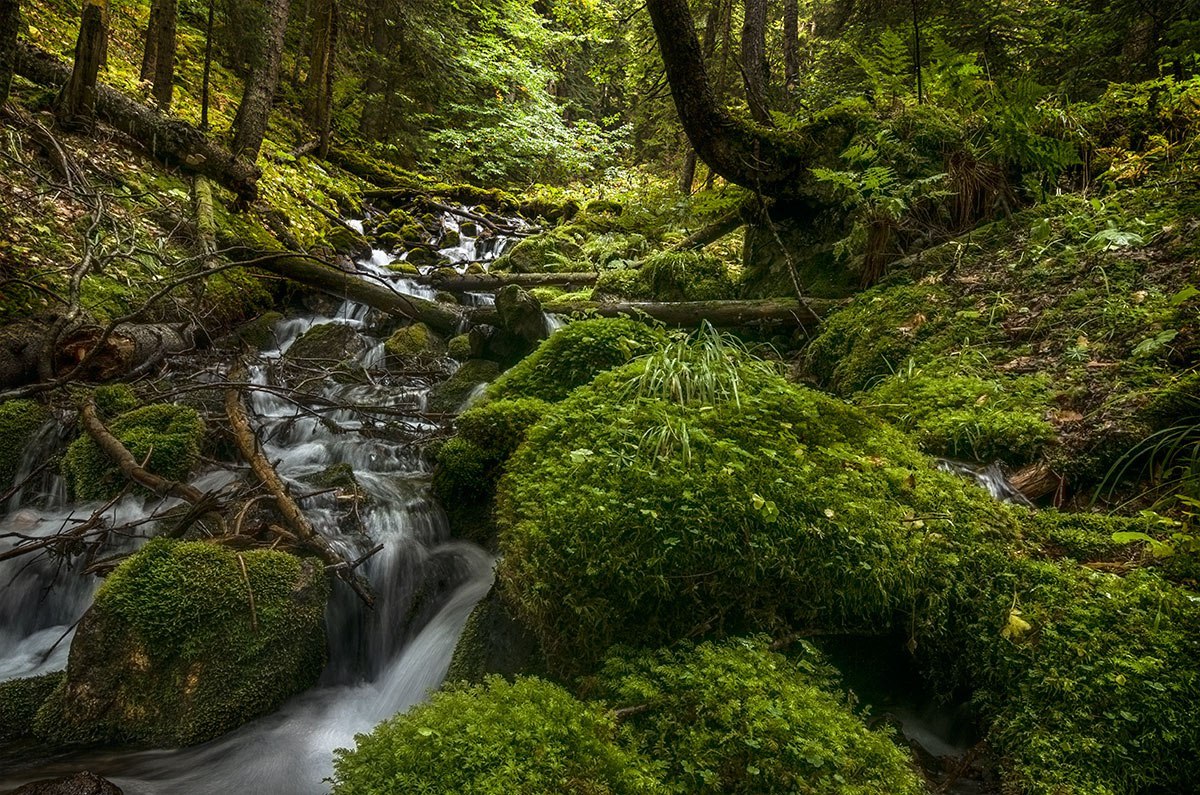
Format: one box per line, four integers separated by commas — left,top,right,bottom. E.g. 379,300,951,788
646,0,811,195
740,0,771,124
56,0,107,128
231,0,290,164
140,0,176,109
527,297,833,328
783,0,800,91
16,41,260,201
304,0,337,158
0,0,19,108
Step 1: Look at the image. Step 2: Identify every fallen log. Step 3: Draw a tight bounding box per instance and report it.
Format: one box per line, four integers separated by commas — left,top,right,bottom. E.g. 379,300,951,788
1010,461,1062,502
504,297,836,328
15,41,260,202
224,371,376,607
56,322,193,382
421,271,598,291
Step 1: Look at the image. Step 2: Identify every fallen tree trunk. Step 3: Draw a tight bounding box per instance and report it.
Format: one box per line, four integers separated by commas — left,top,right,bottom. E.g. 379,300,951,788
1010,461,1062,502
528,297,834,327
224,372,376,607
56,322,192,382
422,271,598,291
15,41,260,202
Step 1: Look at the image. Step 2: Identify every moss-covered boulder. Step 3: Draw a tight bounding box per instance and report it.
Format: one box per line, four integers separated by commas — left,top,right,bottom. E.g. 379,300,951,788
427,359,501,414
432,397,549,545
445,585,545,684
215,311,284,351
384,322,445,362
494,331,1011,668
486,317,666,403
491,228,584,273
596,251,738,302
596,639,925,795
285,322,365,365
447,333,474,360
0,399,50,488
323,224,371,258
329,677,666,795
494,285,546,347
62,404,205,502
0,672,63,742
34,539,328,747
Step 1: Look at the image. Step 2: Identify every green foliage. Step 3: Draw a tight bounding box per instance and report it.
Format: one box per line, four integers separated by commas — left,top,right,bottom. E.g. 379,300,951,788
495,341,1010,669
595,639,924,795
384,323,445,361
863,366,1055,465
492,229,585,273
487,318,666,403
427,360,502,414
0,399,50,488
35,539,328,746
594,251,738,302
330,677,666,795
62,404,205,502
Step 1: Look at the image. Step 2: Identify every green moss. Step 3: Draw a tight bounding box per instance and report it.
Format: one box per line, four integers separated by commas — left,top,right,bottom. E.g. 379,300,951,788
384,322,445,360
1025,509,1151,561
427,359,502,414
0,672,64,742
221,311,284,350
285,322,363,364
448,334,474,360
491,228,584,273
34,539,328,747
330,677,666,795
494,336,1011,669
445,586,545,684
0,399,50,488
863,368,1056,465
596,639,925,795
92,385,139,418
638,251,738,301
62,404,205,502
433,398,549,545
486,318,666,403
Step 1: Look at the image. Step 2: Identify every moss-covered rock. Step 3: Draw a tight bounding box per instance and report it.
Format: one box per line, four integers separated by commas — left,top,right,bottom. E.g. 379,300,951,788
486,317,666,403
329,677,666,795
491,228,584,273
427,359,501,414
596,639,925,795
432,398,549,545
448,333,474,360
285,322,365,365
0,399,50,488
863,367,1056,465
639,251,739,301
323,224,371,258
62,404,205,502
494,285,546,346
34,539,328,747
384,322,445,361
494,331,1012,668
217,311,284,351
445,585,545,684
0,672,63,742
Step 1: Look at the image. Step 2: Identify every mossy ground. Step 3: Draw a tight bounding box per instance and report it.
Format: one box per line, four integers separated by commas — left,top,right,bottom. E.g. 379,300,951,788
35,539,328,747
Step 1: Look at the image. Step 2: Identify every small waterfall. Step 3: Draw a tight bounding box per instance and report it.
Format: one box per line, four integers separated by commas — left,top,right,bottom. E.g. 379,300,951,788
543,312,567,335
936,459,1034,506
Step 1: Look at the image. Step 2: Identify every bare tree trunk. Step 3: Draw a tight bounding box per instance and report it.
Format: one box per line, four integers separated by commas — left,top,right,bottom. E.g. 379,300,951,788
140,0,176,109
0,0,19,108
357,2,388,139
740,0,771,124
305,0,337,158
783,0,800,91
680,0,724,194
200,0,214,129
56,0,107,128
679,150,697,194
231,0,291,164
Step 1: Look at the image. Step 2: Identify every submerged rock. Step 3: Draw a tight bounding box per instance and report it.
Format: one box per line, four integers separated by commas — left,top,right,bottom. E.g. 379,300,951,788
11,772,123,795
34,539,328,747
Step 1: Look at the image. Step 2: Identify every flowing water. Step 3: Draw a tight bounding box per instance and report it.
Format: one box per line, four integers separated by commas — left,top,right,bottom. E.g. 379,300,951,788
0,211,519,793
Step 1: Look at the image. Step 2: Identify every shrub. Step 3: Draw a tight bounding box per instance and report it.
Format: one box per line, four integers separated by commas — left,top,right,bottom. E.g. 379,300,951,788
62,403,205,501
595,639,924,795
329,677,666,795
486,318,666,403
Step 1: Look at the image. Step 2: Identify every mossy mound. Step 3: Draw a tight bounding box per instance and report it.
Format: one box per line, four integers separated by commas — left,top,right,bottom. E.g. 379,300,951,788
432,398,549,545
0,399,50,488
595,639,924,795
491,228,584,273
862,367,1056,465
595,251,738,302
216,311,284,351
62,404,205,502
495,333,1012,668
427,359,501,414
448,333,474,360
0,672,63,742
285,322,365,365
384,322,445,361
329,677,666,795
486,318,666,403
35,539,328,747
445,585,546,684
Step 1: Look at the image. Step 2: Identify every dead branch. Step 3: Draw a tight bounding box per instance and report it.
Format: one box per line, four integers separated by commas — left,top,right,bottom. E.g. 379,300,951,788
224,365,376,606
